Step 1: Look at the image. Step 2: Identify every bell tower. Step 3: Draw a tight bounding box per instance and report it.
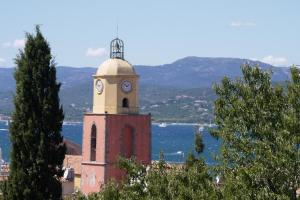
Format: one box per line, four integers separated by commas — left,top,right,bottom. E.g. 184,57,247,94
81,38,151,194
92,38,139,114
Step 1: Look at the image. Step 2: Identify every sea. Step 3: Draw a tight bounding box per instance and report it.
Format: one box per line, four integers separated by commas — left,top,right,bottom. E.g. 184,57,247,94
0,121,221,164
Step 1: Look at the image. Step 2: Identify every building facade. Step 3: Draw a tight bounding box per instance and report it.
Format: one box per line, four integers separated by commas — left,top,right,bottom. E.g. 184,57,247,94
81,38,151,194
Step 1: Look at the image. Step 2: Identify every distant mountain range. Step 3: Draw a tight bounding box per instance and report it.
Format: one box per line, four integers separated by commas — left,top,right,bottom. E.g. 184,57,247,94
0,57,290,92
0,56,292,122
136,57,290,88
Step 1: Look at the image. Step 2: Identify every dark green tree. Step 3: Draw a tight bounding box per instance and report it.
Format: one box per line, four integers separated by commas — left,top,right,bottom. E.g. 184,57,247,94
213,64,300,199
185,152,196,168
5,26,66,200
195,131,204,155
186,129,205,168
0,181,5,200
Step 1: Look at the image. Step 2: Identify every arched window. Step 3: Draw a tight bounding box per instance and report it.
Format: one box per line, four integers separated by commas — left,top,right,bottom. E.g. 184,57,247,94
90,124,97,161
122,98,129,108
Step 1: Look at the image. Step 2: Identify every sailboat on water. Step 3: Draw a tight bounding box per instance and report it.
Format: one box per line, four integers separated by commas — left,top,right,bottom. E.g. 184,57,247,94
158,122,167,128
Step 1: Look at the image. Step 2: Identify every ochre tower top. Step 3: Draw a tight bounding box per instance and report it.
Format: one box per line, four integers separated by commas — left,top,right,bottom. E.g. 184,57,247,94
92,38,139,114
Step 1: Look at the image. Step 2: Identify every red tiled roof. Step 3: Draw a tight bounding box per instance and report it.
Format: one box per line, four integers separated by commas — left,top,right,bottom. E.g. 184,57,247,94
63,155,82,175
64,140,82,155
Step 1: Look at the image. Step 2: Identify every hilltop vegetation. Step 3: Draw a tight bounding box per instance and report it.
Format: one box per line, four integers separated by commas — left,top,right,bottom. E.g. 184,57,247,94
0,57,291,123
140,85,215,123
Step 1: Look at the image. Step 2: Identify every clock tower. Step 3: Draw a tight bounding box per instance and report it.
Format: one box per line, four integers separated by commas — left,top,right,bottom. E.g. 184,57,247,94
81,38,151,194
93,38,139,114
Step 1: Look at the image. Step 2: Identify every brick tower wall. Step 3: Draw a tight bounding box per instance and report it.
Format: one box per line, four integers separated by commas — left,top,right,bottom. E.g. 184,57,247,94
105,114,151,182
81,113,151,194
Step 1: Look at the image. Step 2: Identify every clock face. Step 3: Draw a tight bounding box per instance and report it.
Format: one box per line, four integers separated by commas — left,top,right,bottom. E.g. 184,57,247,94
95,79,103,94
121,80,132,93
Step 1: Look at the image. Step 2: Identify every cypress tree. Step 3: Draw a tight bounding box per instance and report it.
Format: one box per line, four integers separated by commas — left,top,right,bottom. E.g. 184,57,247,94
195,132,204,155
5,26,66,200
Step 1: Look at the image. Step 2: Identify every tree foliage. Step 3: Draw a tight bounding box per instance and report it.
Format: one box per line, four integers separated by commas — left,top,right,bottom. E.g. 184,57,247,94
4,26,66,200
195,131,205,155
75,130,219,200
72,154,219,200
213,64,300,199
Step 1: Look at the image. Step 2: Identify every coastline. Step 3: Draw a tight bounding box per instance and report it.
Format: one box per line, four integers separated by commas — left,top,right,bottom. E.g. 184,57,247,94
1,114,215,126
0,120,216,127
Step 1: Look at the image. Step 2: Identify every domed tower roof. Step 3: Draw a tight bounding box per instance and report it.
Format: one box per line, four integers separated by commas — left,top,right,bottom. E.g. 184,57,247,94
96,58,136,76
96,38,136,76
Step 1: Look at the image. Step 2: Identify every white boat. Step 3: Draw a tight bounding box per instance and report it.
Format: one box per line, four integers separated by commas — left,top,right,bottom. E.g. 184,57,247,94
198,126,204,132
208,123,217,128
158,123,167,128
63,121,83,126
208,120,217,128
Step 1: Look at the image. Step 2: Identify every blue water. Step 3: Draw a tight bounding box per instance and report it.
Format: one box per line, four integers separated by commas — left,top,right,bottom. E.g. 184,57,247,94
0,121,220,164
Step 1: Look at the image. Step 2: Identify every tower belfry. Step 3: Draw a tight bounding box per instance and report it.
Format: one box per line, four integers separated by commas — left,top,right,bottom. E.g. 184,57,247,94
92,37,139,114
81,38,151,194
110,38,124,59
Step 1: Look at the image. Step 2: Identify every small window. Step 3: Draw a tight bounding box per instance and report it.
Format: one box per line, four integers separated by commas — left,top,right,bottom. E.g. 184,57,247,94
90,124,97,161
122,98,129,108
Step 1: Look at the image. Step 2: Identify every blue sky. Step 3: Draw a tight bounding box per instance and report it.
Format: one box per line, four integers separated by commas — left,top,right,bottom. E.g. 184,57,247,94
0,0,299,67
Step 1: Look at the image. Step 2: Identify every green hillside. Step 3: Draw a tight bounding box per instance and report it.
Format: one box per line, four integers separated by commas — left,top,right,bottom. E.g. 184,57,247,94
0,56,291,123
0,84,215,123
